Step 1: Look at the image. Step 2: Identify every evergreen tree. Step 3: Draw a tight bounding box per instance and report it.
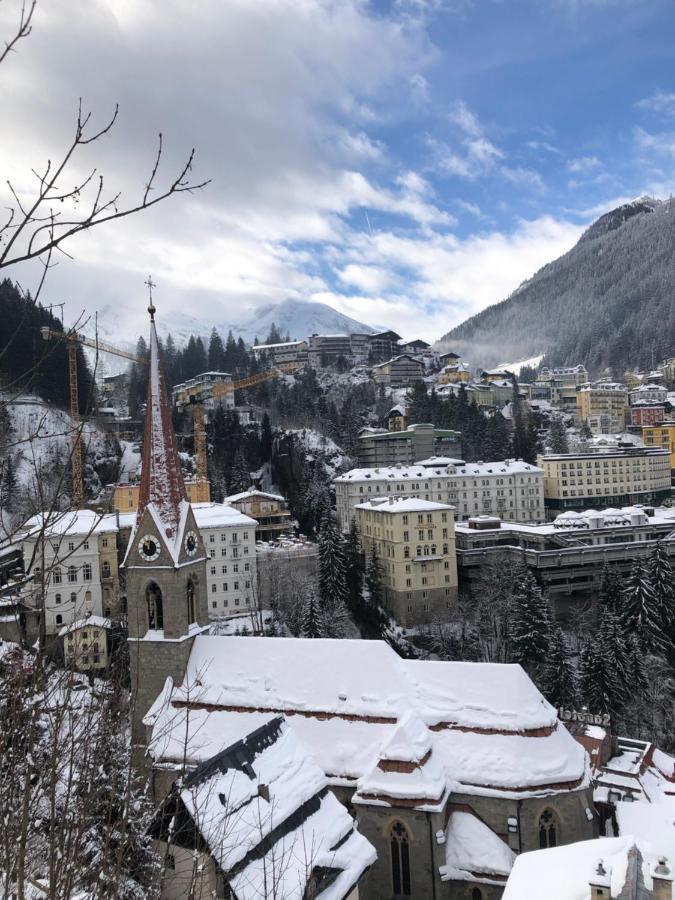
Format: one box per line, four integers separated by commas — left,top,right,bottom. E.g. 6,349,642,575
260,412,273,462
596,562,623,619
345,520,365,614
578,612,629,720
648,543,675,646
0,456,17,508
407,379,432,423
321,598,351,638
547,416,569,454
365,549,383,611
208,328,226,371
302,589,322,638
318,513,349,616
228,448,250,495
510,571,551,674
266,322,283,344
540,626,576,708
622,558,665,654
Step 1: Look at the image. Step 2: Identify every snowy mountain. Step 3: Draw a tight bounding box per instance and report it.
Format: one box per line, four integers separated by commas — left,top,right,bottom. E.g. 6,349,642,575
230,299,378,344
437,197,675,374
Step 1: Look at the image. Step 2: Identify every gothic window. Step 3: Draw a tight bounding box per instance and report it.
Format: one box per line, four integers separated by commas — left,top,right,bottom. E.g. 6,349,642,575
102,561,111,578
146,582,164,630
538,809,558,848
390,821,411,896
187,579,197,625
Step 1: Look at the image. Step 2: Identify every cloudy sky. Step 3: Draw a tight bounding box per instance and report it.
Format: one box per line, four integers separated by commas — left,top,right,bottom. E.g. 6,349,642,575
1,0,674,342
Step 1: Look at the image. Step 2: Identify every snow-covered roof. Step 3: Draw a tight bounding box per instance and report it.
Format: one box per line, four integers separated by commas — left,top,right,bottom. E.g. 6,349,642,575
453,460,543,476
154,717,375,900
21,510,120,541
335,459,541,484
58,615,111,637
147,637,588,800
191,502,258,529
225,489,286,503
440,809,515,882
415,456,466,466
355,498,453,514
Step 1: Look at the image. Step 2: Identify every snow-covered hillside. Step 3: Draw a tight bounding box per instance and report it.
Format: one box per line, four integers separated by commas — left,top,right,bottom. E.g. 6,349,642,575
230,299,378,343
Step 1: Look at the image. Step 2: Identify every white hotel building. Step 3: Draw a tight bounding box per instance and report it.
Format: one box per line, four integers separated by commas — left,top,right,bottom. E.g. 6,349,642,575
335,459,545,531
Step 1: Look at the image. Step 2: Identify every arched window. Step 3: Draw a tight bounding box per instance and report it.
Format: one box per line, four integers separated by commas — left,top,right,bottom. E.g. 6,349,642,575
55,614,63,626
471,889,483,900
146,582,164,630
82,563,92,582
187,579,197,625
538,809,558,849
390,821,411,896
67,565,77,583
102,561,111,579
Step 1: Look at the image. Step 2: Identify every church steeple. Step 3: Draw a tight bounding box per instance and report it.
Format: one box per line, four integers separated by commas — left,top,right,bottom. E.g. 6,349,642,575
136,295,187,542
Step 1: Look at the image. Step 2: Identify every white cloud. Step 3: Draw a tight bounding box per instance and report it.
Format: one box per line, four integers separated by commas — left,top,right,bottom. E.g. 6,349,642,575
634,126,675,158
501,166,546,191
635,91,675,117
338,264,394,294
567,155,603,172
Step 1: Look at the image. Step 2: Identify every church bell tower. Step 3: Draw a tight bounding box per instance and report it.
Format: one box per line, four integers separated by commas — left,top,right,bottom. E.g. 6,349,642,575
123,291,209,753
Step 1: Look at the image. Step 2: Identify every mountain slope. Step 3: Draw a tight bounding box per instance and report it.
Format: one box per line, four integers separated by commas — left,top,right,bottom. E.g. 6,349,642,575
231,298,377,343
437,197,675,374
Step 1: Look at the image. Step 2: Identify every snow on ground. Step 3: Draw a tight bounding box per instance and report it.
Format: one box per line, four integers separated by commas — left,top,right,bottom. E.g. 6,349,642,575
496,354,544,375
118,440,141,482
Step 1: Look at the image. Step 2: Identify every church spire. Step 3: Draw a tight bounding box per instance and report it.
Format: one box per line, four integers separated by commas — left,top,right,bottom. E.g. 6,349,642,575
136,290,187,540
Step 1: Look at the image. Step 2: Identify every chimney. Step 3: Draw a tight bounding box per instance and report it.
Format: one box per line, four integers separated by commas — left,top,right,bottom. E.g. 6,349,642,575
589,859,611,899
652,857,673,900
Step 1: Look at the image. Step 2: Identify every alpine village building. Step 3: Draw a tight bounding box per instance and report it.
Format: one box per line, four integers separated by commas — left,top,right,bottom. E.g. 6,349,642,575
125,303,597,900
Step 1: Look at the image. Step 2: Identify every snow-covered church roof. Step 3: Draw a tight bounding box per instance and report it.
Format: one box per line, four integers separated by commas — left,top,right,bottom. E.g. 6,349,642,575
146,637,590,802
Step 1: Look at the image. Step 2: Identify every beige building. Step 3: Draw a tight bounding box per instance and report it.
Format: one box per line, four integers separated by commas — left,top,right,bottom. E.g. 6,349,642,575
538,448,672,516
113,478,211,512
171,371,235,413
576,381,629,433
357,497,458,626
336,459,545,531
643,421,675,475
224,489,294,542
356,423,462,468
59,614,111,671
437,362,471,384
371,353,425,385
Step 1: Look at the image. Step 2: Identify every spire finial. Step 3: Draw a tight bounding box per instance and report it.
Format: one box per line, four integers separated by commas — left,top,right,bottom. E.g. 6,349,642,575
145,275,156,320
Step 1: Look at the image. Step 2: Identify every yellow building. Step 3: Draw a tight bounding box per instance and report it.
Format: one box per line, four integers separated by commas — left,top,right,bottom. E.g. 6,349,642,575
437,363,471,384
112,478,210,512
59,615,110,671
356,497,458,627
576,382,628,433
642,422,675,475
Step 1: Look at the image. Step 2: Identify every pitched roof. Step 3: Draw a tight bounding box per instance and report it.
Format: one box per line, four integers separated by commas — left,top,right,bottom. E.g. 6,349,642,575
136,311,187,540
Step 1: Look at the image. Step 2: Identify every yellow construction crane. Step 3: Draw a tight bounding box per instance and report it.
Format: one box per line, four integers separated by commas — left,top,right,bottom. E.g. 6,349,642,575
40,326,145,507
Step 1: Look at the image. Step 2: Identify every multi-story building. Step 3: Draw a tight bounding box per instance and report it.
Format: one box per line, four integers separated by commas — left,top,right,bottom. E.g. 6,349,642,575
480,367,514,383
59,614,111,671
535,366,588,407
20,510,122,636
456,505,675,604
538,448,672,515
112,478,210,513
171,371,235,413
191,502,258,618
371,354,425,386
335,458,545,530
367,329,401,362
356,497,457,626
384,404,407,432
630,401,667,427
307,333,355,368
642,421,675,478
628,383,668,406
224,489,294,542
576,381,628,433
251,339,308,367
437,362,471,384
660,356,675,387
256,536,319,606
355,423,462,468
396,338,436,364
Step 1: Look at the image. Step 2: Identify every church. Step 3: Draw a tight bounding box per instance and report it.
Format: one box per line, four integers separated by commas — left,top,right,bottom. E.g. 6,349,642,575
124,303,597,899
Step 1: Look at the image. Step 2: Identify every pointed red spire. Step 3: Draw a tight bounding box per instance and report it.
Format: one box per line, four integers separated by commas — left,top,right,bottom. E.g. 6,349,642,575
136,296,187,539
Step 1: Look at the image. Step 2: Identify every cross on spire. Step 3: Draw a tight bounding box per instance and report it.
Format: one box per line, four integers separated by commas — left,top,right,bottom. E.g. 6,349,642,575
145,275,156,320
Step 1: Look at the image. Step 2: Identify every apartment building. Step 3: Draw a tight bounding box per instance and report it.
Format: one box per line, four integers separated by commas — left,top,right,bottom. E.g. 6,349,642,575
307,333,360,368
437,362,471,384
576,381,628,433
112,478,210,513
535,366,588,407
20,510,121,636
59,615,111,671
251,339,308,367
335,458,545,530
630,402,667,427
538,448,672,515
456,505,675,603
642,421,675,477
628,383,668,405
371,353,425,385
191,502,258,617
172,371,235,413
356,497,457,625
223,489,294,542
355,423,462,468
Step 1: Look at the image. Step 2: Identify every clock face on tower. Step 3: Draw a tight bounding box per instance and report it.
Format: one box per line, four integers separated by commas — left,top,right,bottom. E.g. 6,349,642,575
184,530,198,557
138,534,161,562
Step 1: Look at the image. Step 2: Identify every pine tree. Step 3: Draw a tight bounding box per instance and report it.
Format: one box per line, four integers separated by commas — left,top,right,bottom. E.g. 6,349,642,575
228,448,250,495
318,513,349,617
578,612,629,720
541,626,576,708
345,520,364,614
648,543,675,647
596,562,623,620
0,456,17,508
365,549,383,611
321,599,351,638
547,415,569,454
510,571,551,674
406,380,432,423
622,558,665,654
302,589,322,638
208,328,226,371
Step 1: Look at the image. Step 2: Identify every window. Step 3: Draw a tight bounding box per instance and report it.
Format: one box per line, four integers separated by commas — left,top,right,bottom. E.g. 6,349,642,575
67,565,77,583
68,541,75,551
53,567,62,584
209,534,215,544
102,561,111,578
55,614,63,626
83,541,89,550
146,582,164,630
538,809,558,849
210,566,216,575
70,592,76,603
55,593,61,605
82,563,92,582
187,580,197,624
102,537,108,548
390,822,411,896
471,888,483,900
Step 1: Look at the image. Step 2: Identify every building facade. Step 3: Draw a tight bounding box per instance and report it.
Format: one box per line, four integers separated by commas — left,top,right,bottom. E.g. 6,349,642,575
113,478,211,513
371,354,425,385
59,614,111,671
356,497,458,625
335,459,545,531
576,381,629,433
538,448,672,515
191,503,258,618
355,423,462,468
630,402,667,427
250,339,308,367
642,421,675,477
224,489,294,542
171,371,235,413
